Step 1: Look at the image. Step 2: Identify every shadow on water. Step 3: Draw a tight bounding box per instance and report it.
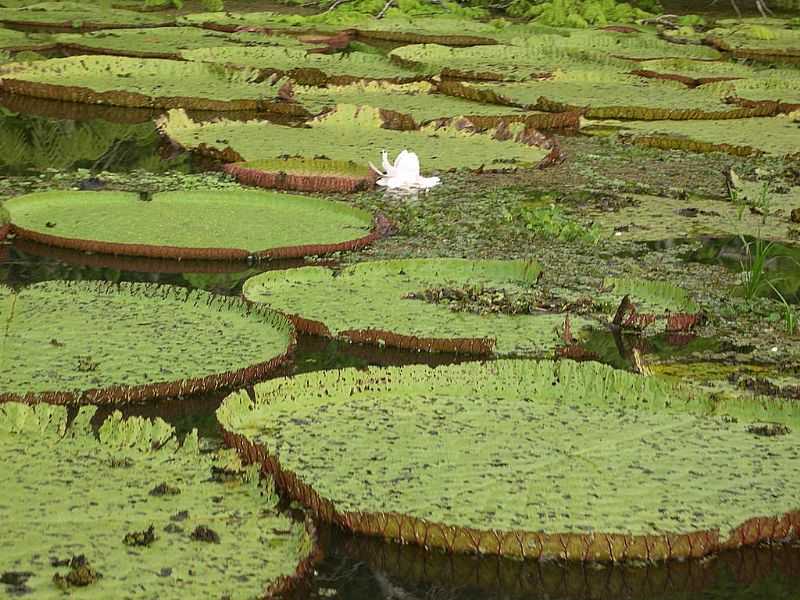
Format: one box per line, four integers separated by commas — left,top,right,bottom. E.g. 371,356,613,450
4,238,800,599
682,236,800,304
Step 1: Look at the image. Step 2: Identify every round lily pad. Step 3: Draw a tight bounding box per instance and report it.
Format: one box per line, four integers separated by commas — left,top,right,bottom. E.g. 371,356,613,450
0,402,317,598
0,55,308,113
242,258,590,355
704,18,800,60
218,359,800,561
4,189,381,260
0,281,294,403
160,105,555,172
0,1,173,31
180,45,419,84
53,27,304,60
223,158,377,193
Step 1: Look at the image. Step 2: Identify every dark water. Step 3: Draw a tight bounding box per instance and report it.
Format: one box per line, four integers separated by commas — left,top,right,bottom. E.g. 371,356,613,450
3,86,800,599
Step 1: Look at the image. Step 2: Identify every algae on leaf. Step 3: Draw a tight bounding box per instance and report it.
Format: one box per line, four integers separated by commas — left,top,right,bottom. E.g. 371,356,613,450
0,403,315,598
159,105,554,172
242,258,591,355
219,359,800,560
5,189,378,259
0,281,294,403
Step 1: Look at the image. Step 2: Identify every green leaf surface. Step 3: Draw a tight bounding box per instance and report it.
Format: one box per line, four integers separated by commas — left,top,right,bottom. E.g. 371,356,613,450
0,281,293,399
0,402,312,599
218,359,800,540
0,1,173,28
5,189,374,253
160,105,552,171
242,258,589,355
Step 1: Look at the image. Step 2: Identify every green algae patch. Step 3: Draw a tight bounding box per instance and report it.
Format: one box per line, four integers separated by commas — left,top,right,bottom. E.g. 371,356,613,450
292,81,533,123
181,45,419,84
242,258,590,355
0,281,294,403
219,359,800,561
52,27,304,59
159,106,554,172
604,114,800,158
223,158,376,193
0,55,308,113
442,68,780,120
583,188,800,244
5,189,378,260
0,403,316,598
0,1,173,30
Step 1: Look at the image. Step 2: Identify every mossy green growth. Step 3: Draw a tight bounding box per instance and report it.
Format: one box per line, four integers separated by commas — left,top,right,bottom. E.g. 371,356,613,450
242,258,591,355
293,81,531,121
53,27,304,57
4,189,374,252
0,403,312,598
0,55,281,104
181,45,418,81
0,1,173,28
0,281,293,399
511,0,651,28
218,359,800,540
160,106,552,171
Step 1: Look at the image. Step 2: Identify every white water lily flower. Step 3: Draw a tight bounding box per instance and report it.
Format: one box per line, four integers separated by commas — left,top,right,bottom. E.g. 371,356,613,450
369,150,440,191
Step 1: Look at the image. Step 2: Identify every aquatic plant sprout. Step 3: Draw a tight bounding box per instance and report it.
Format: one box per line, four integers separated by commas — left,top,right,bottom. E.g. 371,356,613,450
369,150,441,190
219,360,800,561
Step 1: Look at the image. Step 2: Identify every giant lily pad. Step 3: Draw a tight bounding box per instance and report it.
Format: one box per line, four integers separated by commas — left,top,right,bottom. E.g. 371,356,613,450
0,27,53,52
0,281,294,403
159,106,555,171
704,18,800,60
4,189,380,260
603,114,800,158
0,55,308,113
582,188,800,244
53,27,304,60
242,258,590,355
440,69,783,120
1,402,316,598
219,359,800,561
292,80,545,124
0,1,173,30
180,45,420,84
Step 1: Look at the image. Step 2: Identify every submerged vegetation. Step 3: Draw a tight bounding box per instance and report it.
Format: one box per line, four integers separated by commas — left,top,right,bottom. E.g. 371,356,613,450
0,0,800,597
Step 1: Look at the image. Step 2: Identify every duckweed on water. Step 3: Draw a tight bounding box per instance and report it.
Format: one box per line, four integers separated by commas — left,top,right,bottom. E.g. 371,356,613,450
0,403,314,599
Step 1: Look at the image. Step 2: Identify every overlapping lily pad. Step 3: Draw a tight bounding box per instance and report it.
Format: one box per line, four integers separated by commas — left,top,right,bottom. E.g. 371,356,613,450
53,27,304,59
440,69,783,120
0,1,173,30
242,258,591,355
159,105,556,171
219,359,800,561
0,55,308,113
4,189,380,259
181,45,420,84
0,281,294,403
0,27,52,52
1,402,316,598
